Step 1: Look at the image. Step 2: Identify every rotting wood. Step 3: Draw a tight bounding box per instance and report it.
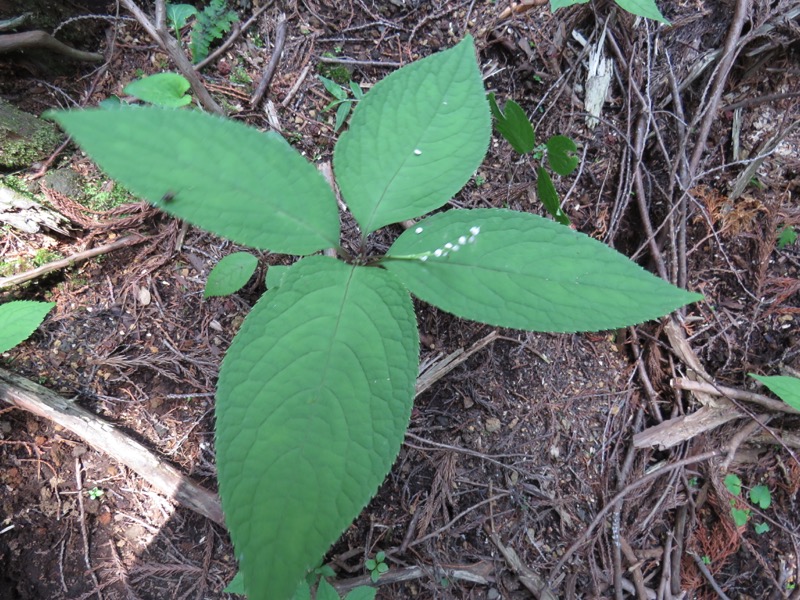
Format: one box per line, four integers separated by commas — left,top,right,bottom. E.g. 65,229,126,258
0,366,225,526
0,30,102,62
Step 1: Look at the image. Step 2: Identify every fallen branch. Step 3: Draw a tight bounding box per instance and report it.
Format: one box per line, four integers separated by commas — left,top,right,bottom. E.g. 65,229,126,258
673,378,798,415
250,12,287,107
0,367,225,525
489,532,557,600
0,30,102,62
0,234,148,290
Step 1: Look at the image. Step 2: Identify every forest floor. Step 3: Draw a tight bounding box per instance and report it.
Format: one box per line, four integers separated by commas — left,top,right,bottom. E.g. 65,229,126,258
1,0,799,599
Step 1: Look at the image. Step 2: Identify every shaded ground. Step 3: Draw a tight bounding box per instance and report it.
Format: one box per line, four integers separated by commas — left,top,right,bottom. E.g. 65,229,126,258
1,1,799,599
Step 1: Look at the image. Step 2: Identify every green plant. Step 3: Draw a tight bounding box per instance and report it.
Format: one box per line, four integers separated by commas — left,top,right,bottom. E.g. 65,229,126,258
124,73,192,108
33,249,63,267
777,226,797,249
0,301,55,354
49,36,700,600
319,76,364,132
365,551,389,583
749,373,800,411
489,93,576,225
723,474,773,531
87,486,104,500
701,555,711,565
550,0,668,24
204,252,258,297
166,3,198,41
188,0,238,64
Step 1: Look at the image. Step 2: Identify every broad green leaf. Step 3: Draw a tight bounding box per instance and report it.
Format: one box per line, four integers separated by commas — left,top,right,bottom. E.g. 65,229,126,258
48,106,340,254
0,301,55,353
216,257,419,600
750,374,800,411
488,93,535,155
292,580,311,600
316,579,340,600
383,209,701,332
166,3,197,29
204,252,258,298
749,484,771,509
349,81,364,100
546,135,579,176
334,36,490,234
551,0,589,10
265,264,291,289
724,474,742,496
345,586,377,600
124,73,192,108
224,571,245,594
536,167,571,226
614,0,669,24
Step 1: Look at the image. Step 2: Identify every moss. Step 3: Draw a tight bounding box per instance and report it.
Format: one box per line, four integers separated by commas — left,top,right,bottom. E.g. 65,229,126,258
0,99,61,168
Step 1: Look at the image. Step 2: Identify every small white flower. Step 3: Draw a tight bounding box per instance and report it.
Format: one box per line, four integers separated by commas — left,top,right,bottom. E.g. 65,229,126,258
420,255,428,262
444,242,453,249
415,227,424,234
469,226,481,236
434,249,443,257
414,149,422,155
451,245,460,251
458,236,467,245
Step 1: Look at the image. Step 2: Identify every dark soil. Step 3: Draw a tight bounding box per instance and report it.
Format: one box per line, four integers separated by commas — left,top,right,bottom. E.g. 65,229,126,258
1,1,799,599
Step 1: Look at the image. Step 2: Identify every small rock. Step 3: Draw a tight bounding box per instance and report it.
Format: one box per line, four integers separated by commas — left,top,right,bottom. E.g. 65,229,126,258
485,417,501,433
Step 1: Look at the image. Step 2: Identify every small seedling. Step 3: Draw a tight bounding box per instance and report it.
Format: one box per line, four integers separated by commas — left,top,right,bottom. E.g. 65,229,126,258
701,555,712,565
724,474,773,530
87,487,104,500
777,226,797,249
365,551,389,583
489,93,576,226
319,76,364,132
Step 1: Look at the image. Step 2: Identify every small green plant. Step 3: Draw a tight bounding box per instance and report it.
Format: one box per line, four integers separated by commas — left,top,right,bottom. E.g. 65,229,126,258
365,551,389,583
180,0,238,64
166,3,198,41
87,487,104,500
723,474,772,532
33,249,62,267
319,76,364,132
489,93,576,225
550,0,669,24
124,72,192,108
50,36,700,600
777,226,797,249
0,301,55,354
701,555,711,565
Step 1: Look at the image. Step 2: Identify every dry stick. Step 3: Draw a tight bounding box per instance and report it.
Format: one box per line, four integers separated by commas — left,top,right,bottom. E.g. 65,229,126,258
690,552,732,600
317,55,403,68
488,532,558,600
331,563,491,595
0,234,148,290
75,457,105,600
547,449,723,584
118,0,223,115
721,415,773,470
195,2,272,71
0,367,225,525
0,30,103,61
250,12,287,107
673,378,800,415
